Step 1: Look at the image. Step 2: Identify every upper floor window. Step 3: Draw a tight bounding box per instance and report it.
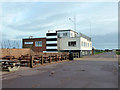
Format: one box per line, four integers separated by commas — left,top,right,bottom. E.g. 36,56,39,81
90,44,92,47
35,41,42,47
88,43,89,47
58,33,60,38
63,33,67,36
68,41,76,47
84,42,85,47
82,41,84,46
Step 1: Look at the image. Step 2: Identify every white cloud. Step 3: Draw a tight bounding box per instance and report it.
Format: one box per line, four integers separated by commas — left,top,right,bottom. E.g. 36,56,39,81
1,2,118,49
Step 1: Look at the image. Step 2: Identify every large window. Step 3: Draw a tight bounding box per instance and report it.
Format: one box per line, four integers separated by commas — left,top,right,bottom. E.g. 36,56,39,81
68,41,76,47
24,42,33,44
35,41,42,47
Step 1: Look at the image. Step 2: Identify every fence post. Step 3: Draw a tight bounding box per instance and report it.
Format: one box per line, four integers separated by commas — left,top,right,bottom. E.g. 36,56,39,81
49,56,51,63
61,55,63,61
30,56,34,68
41,55,43,65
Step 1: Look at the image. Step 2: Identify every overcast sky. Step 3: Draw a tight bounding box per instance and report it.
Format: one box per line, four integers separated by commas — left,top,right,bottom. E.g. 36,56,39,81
0,2,118,49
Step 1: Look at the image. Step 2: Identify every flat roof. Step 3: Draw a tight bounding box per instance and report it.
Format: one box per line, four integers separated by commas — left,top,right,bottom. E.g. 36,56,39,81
56,29,77,33
23,37,46,40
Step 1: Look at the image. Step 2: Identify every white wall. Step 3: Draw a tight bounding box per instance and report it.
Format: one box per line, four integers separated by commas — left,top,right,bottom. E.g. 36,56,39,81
70,31,78,37
80,37,92,50
58,37,80,50
58,37,92,51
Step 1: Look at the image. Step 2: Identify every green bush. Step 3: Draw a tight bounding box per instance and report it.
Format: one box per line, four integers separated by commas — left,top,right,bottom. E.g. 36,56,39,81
116,51,120,55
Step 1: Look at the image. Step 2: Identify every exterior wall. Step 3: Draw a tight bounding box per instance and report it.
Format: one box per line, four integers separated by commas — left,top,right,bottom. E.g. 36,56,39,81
46,32,58,52
80,37,92,50
70,31,78,37
23,38,46,52
80,50,92,56
57,37,80,50
45,30,92,56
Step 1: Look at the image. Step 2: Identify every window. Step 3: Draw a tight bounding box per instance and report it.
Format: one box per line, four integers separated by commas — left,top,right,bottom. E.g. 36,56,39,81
35,41,42,47
58,33,60,38
82,52,85,55
90,44,92,47
84,42,85,47
63,33,67,36
85,42,87,47
88,43,89,47
82,41,84,46
68,41,76,47
24,42,33,44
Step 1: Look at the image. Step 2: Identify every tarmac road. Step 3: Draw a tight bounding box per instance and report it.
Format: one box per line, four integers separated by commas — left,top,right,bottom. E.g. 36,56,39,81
2,51,118,88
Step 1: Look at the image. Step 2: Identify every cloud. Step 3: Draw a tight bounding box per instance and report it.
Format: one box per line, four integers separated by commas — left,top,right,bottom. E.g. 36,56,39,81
1,2,118,49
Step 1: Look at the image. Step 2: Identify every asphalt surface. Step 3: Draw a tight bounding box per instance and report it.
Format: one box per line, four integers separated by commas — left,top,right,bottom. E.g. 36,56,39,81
2,52,118,88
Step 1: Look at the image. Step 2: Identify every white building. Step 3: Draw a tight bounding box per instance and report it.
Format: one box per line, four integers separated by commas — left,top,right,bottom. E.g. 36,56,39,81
46,29,92,57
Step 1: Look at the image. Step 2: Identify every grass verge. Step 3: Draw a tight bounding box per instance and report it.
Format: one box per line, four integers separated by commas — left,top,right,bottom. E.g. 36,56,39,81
94,51,106,55
116,51,120,55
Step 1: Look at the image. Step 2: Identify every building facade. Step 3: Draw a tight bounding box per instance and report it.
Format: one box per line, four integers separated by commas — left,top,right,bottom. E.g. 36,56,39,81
23,38,46,52
46,30,92,57
46,30,58,52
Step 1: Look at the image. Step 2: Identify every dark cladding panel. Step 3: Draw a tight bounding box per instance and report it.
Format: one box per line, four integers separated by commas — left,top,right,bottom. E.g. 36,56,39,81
46,38,57,41
46,44,57,46
46,49,58,51
46,33,57,36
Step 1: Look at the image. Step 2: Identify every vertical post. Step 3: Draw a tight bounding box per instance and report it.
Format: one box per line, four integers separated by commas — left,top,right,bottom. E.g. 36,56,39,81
61,55,63,61
56,55,57,62
49,56,51,63
65,54,67,60
41,55,43,65
58,56,60,61
30,56,34,68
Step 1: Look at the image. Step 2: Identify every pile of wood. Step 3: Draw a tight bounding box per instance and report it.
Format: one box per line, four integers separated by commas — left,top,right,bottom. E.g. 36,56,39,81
18,54,31,67
2,56,16,60
30,53,69,68
1,52,69,69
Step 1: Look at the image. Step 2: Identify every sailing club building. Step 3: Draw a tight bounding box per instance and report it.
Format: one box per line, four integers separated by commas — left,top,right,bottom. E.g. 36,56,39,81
22,29,92,57
46,29,92,57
